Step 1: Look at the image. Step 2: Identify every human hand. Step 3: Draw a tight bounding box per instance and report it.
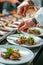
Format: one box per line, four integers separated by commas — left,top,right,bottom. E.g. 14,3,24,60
18,19,36,32
17,1,29,17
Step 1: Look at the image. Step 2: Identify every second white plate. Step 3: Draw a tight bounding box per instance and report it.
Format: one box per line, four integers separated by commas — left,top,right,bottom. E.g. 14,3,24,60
7,33,43,48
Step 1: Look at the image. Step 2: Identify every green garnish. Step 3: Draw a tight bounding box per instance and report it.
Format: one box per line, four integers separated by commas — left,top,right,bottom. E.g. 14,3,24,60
33,29,40,33
25,36,34,44
17,49,19,52
18,34,24,38
14,54,19,58
4,47,14,58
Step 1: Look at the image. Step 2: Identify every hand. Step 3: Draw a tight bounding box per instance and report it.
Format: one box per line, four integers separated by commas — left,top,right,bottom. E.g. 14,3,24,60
18,19,36,32
17,1,29,17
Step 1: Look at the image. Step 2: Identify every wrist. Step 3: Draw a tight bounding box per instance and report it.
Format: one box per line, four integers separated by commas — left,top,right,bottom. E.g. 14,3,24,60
32,18,37,24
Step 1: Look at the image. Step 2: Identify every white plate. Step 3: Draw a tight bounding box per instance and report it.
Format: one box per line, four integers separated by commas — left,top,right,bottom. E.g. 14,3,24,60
8,24,18,28
22,17,32,21
7,34,43,48
0,31,7,36
28,27,43,36
0,45,34,64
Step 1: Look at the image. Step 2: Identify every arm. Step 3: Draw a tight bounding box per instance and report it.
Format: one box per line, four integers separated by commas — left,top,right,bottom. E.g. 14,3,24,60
0,0,5,2
0,0,18,4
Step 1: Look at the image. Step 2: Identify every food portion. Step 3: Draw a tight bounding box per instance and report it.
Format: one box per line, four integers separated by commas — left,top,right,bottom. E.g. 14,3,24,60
15,35,35,45
1,47,21,60
0,15,20,34
27,29,41,35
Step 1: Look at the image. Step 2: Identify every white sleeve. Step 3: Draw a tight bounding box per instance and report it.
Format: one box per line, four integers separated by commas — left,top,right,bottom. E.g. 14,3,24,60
35,7,43,26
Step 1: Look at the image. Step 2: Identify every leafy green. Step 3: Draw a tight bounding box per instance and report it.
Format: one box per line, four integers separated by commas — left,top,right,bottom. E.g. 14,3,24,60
4,47,14,58
24,36,34,44
33,29,40,33
14,54,19,58
16,49,19,52
18,34,24,39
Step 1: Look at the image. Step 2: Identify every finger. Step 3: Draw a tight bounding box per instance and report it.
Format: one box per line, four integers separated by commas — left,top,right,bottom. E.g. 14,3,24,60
18,21,24,29
19,24,28,31
23,28,28,32
18,21,25,32
17,8,21,15
17,7,23,17
23,6,27,17
19,21,31,31
23,5,29,17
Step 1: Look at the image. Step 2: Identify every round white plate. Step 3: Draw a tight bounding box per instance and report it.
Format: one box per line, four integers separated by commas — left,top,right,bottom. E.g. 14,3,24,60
0,45,34,64
7,34,43,48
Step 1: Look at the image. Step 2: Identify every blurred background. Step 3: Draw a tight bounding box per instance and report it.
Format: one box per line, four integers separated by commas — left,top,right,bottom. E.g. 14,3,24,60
0,0,42,15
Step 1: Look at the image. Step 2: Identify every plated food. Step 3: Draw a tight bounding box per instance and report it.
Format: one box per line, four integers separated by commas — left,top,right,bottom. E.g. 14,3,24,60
7,34,43,48
16,36,35,45
0,15,21,34
1,47,21,60
0,45,34,64
28,29,40,35
27,27,43,36
0,14,20,40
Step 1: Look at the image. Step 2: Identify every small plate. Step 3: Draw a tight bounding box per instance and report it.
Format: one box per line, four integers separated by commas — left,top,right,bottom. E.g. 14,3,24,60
0,45,34,64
